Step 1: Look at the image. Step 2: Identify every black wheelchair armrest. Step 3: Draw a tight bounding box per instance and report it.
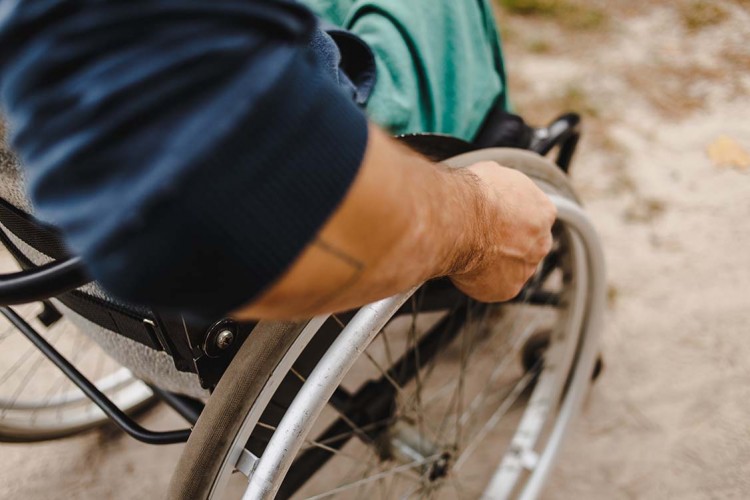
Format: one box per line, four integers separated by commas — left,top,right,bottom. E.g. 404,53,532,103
0,256,90,306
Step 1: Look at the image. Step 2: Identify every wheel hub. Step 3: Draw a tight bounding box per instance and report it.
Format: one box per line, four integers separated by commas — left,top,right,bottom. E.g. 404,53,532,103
428,452,453,481
381,421,454,482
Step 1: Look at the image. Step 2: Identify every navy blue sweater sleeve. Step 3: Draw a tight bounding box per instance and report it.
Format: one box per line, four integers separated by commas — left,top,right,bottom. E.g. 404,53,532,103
0,0,369,319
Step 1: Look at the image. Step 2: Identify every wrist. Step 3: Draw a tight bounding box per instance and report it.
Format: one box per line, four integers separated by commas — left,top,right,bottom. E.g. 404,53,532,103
426,164,491,278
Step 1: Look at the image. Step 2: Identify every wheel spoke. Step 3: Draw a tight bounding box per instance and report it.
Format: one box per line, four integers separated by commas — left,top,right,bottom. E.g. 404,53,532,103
0,324,16,343
458,316,541,431
380,327,395,376
397,483,423,500
419,308,460,389
33,329,91,422
258,420,374,465
452,308,472,449
230,202,596,500
0,326,65,418
453,369,538,471
453,271,561,441
449,476,484,500
0,287,152,439
87,350,108,415
0,337,41,386
407,294,425,441
363,351,406,397
432,305,478,449
303,454,440,500
291,364,377,447
299,416,397,450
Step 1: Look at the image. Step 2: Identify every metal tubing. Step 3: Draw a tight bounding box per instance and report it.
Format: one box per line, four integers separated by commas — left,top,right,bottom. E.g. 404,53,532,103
0,306,191,445
481,208,590,498
516,195,607,500
150,386,204,425
243,194,605,500
0,257,90,305
208,317,332,498
243,293,415,499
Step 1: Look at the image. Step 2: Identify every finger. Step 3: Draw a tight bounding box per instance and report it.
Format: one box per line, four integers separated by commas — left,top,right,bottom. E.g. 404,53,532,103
525,231,554,265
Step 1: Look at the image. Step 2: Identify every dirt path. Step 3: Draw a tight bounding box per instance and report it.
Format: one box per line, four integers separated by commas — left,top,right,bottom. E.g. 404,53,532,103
1,2,749,499
498,2,750,498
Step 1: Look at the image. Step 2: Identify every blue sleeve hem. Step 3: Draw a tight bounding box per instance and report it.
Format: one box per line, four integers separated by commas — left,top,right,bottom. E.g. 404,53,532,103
89,52,369,319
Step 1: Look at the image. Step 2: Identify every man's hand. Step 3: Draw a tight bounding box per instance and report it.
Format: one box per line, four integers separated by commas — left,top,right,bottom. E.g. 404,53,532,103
235,126,557,320
448,162,557,302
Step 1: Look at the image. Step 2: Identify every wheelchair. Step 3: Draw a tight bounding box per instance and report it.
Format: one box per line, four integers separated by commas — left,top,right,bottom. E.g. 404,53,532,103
0,111,605,499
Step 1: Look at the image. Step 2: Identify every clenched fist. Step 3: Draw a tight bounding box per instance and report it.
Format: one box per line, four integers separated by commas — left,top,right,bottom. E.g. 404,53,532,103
448,162,557,303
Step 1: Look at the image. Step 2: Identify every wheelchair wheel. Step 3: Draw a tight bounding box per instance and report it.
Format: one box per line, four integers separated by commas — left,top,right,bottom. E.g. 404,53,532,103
170,149,606,500
0,297,153,442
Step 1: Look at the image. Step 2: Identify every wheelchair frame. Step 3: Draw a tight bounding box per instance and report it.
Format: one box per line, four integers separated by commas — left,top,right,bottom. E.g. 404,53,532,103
0,114,591,498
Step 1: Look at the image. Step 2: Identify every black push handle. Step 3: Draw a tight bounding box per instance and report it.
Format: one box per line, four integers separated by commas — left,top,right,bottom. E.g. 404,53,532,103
0,256,90,305
531,112,581,173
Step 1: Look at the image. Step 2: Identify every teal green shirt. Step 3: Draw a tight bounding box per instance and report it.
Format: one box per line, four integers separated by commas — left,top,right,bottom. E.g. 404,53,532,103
301,0,509,141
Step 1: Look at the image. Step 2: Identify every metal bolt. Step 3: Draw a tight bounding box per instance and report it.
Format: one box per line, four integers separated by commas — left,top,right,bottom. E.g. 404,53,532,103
215,329,234,350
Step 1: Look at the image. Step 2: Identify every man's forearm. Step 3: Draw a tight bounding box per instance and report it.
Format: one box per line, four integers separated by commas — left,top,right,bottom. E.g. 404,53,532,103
234,125,489,320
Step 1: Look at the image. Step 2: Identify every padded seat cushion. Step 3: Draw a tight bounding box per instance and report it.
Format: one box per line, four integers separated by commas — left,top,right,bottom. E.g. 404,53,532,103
0,126,207,398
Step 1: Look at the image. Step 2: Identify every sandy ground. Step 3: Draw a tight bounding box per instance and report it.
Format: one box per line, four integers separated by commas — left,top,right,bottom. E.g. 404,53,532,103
1,2,749,499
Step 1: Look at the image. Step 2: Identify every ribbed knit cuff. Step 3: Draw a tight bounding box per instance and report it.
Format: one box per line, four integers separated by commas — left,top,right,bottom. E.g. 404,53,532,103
91,52,369,320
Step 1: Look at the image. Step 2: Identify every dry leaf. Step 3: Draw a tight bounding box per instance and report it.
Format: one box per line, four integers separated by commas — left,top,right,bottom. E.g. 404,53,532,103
707,135,750,170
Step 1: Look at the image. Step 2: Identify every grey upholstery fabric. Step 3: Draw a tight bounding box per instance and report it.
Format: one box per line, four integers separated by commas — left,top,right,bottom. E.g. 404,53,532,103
57,301,208,398
0,132,32,213
1,124,206,398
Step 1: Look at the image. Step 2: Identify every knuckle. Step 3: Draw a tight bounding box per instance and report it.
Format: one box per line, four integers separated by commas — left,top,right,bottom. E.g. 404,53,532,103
545,208,557,225
497,287,521,303
525,265,538,280
512,281,526,298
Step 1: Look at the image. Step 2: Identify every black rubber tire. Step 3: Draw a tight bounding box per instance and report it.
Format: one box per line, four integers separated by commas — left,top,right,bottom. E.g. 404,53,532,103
168,320,310,500
169,148,580,500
